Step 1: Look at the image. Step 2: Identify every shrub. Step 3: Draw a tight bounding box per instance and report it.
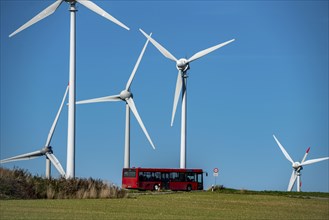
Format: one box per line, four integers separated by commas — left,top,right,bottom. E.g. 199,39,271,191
208,185,225,192
0,167,126,199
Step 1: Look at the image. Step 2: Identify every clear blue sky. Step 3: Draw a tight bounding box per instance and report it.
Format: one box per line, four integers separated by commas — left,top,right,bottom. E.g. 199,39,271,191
1,1,328,192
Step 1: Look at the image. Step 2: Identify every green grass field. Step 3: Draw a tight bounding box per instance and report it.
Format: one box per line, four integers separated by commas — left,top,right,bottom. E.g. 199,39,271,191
1,191,328,219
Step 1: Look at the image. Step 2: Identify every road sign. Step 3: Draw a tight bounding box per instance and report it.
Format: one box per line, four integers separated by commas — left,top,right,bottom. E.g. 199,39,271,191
213,173,218,177
213,168,219,173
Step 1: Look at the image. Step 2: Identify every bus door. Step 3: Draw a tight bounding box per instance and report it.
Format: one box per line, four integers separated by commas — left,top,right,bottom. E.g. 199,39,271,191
197,173,203,190
161,172,170,189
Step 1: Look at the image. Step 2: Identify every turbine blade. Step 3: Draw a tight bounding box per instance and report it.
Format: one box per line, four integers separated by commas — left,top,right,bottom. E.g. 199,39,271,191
273,135,294,164
139,29,177,62
0,150,44,163
301,157,329,166
171,71,183,126
187,39,235,63
46,152,66,177
45,85,69,147
125,33,152,90
287,170,297,191
77,0,129,30
9,0,63,37
126,98,155,149
76,95,121,105
301,147,310,163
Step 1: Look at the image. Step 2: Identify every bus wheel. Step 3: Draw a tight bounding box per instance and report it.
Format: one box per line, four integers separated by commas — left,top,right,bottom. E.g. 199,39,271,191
187,185,192,191
154,184,160,191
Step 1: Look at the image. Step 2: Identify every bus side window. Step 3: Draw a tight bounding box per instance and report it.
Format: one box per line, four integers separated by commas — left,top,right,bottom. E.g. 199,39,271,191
155,172,161,181
170,172,178,181
179,173,185,182
162,172,169,181
186,173,196,182
139,172,144,181
145,172,151,181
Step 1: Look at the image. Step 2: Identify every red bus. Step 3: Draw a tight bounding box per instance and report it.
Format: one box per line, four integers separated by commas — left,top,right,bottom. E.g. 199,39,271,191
122,168,205,191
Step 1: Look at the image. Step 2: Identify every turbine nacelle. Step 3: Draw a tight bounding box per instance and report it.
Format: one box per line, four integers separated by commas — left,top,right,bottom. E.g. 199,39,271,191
42,146,53,154
176,58,189,71
120,90,133,100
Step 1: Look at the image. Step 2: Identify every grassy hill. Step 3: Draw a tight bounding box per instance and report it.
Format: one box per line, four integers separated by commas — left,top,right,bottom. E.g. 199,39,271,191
1,191,328,219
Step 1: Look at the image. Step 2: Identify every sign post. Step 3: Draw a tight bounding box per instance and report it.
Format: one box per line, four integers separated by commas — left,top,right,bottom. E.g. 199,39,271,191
213,168,219,189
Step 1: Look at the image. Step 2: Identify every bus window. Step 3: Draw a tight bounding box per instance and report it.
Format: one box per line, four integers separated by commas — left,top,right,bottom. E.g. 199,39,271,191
170,172,178,181
179,172,185,182
186,173,196,182
139,172,144,181
162,172,169,180
123,169,136,178
154,172,161,181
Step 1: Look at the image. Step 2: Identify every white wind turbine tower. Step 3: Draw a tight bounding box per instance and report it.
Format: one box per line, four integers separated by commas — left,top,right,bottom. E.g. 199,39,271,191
140,29,234,168
9,0,129,178
273,135,329,192
76,34,155,168
0,85,69,179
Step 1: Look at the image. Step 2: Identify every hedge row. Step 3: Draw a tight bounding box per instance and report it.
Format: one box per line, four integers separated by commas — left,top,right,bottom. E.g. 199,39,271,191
0,167,126,199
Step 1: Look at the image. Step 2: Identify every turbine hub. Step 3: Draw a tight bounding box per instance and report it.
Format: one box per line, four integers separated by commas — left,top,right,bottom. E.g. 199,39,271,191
42,146,53,154
176,58,189,71
120,90,132,100
292,162,301,169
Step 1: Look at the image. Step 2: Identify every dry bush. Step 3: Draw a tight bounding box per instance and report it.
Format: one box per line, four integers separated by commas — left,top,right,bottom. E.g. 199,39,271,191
0,167,127,199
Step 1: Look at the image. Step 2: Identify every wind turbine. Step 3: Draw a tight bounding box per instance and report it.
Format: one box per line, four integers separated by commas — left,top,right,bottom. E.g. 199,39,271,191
9,0,129,178
76,34,155,168
273,134,329,192
1,85,69,179
140,29,234,168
